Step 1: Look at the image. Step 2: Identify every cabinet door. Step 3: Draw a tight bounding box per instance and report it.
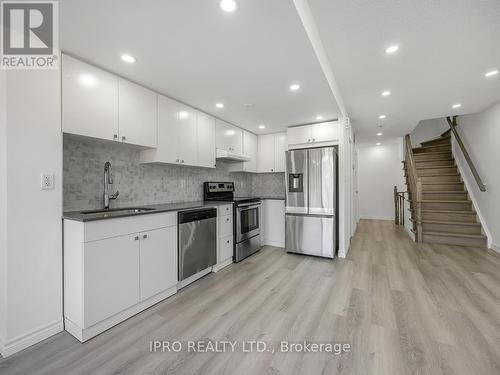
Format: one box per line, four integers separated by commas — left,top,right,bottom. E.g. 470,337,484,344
243,130,258,172
216,120,243,154
274,133,287,172
263,200,286,246
257,134,275,172
118,79,157,148
176,105,197,166
84,234,140,327
287,125,311,146
153,95,180,164
219,235,233,263
140,226,177,300
62,54,119,141
311,121,338,143
196,111,216,168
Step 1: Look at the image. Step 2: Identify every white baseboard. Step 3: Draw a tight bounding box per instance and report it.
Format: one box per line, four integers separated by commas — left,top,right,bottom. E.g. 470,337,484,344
65,286,177,342
359,216,394,221
490,242,500,255
0,319,63,358
177,267,212,290
212,258,233,272
263,240,285,248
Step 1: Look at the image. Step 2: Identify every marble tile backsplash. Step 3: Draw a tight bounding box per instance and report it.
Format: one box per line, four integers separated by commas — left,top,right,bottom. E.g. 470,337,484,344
63,135,285,211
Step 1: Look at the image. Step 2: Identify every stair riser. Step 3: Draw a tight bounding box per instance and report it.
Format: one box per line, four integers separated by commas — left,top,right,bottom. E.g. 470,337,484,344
418,167,457,176
421,202,472,211
421,212,478,222
421,184,464,191
416,160,454,167
413,146,451,154
423,234,487,247
420,138,451,147
420,175,461,183
422,223,482,235
414,153,452,161
422,192,468,200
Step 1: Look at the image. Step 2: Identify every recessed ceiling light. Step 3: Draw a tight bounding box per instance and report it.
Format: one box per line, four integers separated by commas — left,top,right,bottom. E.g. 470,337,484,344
121,54,136,63
381,90,391,97
452,103,462,109
243,103,254,108
258,125,266,129
376,132,383,136
378,114,386,119
376,142,381,146
385,45,399,54
485,70,498,77
178,111,189,119
289,83,300,91
216,102,224,108
220,0,237,12
316,115,324,120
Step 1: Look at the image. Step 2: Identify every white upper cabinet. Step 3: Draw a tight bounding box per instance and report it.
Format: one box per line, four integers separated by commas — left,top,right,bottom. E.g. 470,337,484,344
62,54,157,148
274,133,287,172
216,120,243,154
118,79,157,148
257,132,287,173
287,121,339,148
62,54,119,141
228,130,258,173
196,111,216,168
141,95,216,168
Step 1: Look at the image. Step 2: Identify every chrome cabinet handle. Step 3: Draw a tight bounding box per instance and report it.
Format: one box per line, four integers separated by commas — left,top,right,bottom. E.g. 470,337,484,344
226,240,230,243
113,134,118,140
181,160,185,163
122,136,126,141
134,236,139,241
226,218,230,222
143,234,148,239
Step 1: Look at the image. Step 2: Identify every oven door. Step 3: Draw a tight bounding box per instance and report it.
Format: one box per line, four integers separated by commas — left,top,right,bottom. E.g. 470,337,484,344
236,202,261,242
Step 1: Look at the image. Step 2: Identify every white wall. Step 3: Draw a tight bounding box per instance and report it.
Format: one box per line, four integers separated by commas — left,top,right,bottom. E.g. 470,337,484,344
454,101,500,252
0,70,63,357
0,71,7,355
357,139,405,220
410,117,449,146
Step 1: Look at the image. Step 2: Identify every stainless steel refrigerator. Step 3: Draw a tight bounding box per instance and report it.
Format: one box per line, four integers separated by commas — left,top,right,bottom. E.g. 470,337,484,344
285,147,338,258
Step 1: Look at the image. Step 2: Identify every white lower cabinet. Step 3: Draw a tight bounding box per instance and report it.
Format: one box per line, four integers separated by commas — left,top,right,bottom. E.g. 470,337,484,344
214,204,234,271
262,199,286,247
139,226,178,300
84,234,140,327
64,212,178,342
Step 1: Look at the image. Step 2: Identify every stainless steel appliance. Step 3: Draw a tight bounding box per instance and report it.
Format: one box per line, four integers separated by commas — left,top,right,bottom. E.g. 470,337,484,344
203,182,262,262
178,208,217,281
285,147,338,258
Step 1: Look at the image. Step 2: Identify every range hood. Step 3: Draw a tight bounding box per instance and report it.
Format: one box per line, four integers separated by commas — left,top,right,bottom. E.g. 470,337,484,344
216,148,251,162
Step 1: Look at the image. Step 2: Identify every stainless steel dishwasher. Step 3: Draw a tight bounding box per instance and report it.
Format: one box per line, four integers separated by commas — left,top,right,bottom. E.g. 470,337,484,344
178,207,217,281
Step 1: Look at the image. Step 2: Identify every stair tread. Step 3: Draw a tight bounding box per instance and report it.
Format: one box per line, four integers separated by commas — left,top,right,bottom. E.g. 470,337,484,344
424,231,486,239
410,209,476,214
421,182,463,185
422,220,480,226
416,166,457,170
422,191,467,194
421,199,470,203
413,151,452,155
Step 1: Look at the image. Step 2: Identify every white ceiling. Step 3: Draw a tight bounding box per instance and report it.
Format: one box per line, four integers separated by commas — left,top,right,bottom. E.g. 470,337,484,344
309,0,500,141
60,0,341,135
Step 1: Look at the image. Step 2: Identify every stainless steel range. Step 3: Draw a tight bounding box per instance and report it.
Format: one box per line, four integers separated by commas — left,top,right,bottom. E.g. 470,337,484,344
203,182,262,262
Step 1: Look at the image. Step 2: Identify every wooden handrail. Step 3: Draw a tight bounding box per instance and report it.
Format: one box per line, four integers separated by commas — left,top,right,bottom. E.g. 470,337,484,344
446,116,486,192
404,134,423,241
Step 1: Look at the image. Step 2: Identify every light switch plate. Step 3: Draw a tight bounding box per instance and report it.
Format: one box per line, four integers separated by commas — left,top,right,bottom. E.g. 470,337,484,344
41,174,55,190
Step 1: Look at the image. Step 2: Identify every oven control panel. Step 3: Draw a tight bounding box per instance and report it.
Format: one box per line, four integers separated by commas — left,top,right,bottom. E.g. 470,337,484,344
205,182,234,193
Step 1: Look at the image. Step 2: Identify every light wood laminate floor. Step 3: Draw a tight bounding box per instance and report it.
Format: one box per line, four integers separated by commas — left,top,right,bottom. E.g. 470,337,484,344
1,219,500,375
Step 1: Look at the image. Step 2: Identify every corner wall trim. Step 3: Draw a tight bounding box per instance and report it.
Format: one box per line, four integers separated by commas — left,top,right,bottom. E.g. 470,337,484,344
0,319,63,358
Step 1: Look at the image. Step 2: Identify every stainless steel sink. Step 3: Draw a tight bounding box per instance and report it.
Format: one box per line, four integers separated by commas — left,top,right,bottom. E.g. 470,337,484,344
79,207,156,216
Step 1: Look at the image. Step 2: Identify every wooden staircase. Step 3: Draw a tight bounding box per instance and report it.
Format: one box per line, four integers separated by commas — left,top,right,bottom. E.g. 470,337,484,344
404,132,487,247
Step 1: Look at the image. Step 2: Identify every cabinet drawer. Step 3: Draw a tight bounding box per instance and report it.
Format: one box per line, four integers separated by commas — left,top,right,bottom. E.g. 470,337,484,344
217,204,233,217
218,214,233,238
219,235,234,262
84,212,176,242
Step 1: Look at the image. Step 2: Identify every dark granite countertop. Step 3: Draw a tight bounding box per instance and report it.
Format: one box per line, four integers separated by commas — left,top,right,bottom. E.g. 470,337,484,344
258,196,285,200
63,201,233,222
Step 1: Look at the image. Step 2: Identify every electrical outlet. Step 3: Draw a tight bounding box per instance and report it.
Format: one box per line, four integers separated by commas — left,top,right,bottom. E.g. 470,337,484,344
41,174,55,190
